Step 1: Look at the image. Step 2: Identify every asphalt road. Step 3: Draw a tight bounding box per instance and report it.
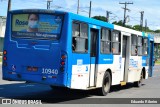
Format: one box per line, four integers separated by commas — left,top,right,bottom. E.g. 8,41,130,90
0,64,160,105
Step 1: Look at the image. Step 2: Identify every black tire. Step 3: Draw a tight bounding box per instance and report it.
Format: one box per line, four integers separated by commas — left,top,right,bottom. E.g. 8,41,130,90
99,71,111,96
134,72,143,87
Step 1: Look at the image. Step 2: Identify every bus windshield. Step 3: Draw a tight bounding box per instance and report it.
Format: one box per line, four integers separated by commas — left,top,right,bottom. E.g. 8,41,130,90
12,13,63,40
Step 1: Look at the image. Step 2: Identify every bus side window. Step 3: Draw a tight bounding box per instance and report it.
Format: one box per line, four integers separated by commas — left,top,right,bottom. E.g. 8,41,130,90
137,36,143,55
143,38,148,55
72,23,79,51
131,34,138,56
101,28,111,54
112,31,121,54
72,22,88,53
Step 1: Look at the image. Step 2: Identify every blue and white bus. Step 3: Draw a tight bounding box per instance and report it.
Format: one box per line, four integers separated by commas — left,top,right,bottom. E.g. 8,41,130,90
2,9,154,96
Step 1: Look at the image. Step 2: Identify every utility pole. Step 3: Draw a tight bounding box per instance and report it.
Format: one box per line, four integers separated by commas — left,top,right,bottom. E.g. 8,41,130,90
145,19,147,32
47,0,53,9
77,0,79,14
140,11,144,31
7,0,11,12
119,2,133,26
89,1,92,18
106,11,112,22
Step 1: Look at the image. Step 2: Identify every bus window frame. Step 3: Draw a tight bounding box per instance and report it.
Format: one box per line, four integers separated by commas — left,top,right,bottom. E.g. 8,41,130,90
111,30,121,55
72,20,88,54
142,37,149,56
131,34,138,56
11,13,64,40
100,27,112,54
137,36,143,56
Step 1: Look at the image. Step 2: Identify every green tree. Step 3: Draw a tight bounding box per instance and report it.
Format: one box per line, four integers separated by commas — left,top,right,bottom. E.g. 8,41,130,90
133,25,141,31
112,20,123,26
92,15,156,33
154,29,160,33
92,16,106,22
113,20,133,29
131,25,153,32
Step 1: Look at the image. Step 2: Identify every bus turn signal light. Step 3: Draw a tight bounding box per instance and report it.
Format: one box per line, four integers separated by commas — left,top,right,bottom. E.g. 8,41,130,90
61,55,66,60
3,50,7,55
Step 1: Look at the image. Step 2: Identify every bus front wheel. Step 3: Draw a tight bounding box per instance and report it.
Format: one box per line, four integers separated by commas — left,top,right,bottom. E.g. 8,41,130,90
99,71,111,96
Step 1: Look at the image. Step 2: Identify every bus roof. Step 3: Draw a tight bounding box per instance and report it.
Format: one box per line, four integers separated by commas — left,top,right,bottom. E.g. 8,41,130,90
69,12,114,30
9,9,66,14
114,25,142,36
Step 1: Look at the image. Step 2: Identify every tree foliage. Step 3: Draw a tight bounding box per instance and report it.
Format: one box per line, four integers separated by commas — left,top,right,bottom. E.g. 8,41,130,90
155,29,160,33
92,16,106,22
92,15,159,33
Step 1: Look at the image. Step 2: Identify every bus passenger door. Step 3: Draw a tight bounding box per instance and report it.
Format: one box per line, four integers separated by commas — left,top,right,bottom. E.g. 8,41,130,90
89,28,99,87
149,41,154,77
121,35,130,81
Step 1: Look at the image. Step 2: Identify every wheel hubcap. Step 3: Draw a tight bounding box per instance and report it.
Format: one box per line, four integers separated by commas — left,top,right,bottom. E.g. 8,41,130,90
104,75,110,92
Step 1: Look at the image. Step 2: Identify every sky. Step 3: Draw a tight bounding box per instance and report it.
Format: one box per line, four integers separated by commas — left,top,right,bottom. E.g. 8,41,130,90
0,0,160,30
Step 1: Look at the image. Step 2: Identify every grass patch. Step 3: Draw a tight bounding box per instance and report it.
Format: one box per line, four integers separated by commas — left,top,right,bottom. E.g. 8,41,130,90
155,60,160,65
0,52,2,63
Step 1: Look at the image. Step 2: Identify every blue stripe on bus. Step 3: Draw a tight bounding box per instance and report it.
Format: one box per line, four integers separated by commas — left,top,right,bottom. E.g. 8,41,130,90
71,53,113,65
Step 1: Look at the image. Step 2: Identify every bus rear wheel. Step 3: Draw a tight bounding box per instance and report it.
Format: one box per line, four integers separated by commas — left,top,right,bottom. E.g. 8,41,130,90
99,72,111,96
134,72,143,87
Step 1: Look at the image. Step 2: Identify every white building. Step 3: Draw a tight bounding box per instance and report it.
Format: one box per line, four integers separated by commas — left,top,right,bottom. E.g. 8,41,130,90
0,16,6,52
149,33,160,43
0,16,6,37
148,32,160,59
